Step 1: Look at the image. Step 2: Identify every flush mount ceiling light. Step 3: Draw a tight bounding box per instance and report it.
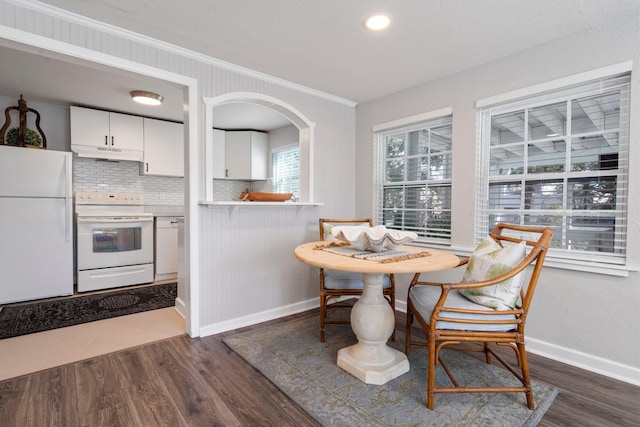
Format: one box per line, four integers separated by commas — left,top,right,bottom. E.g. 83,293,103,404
130,90,164,106
364,14,391,31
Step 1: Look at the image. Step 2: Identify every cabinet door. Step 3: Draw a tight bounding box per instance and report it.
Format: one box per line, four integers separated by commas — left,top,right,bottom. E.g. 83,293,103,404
70,106,110,148
250,131,268,180
155,218,179,278
211,129,226,179
225,131,268,180
143,118,184,177
225,131,251,179
109,112,143,151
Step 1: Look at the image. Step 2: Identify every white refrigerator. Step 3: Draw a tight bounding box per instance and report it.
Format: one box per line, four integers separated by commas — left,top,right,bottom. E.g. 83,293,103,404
0,145,74,304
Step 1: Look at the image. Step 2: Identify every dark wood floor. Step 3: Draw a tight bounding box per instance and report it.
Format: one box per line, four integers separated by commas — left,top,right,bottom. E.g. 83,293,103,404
0,309,638,426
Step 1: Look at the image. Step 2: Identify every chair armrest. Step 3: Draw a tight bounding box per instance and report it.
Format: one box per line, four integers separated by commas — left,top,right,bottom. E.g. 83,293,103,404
410,257,468,287
413,252,528,292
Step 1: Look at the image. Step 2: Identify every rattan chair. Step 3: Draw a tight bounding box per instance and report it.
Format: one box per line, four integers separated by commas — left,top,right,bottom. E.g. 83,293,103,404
318,218,395,342
405,223,553,409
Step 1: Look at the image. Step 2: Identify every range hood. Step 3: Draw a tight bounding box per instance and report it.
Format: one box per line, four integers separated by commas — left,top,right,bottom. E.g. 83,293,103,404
71,144,143,162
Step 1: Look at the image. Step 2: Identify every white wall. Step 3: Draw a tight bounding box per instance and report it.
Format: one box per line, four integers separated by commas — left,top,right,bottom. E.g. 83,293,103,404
269,124,299,151
0,1,356,337
355,15,640,384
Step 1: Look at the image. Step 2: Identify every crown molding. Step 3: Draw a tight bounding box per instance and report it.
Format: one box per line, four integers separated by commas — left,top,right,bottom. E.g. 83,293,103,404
9,0,358,108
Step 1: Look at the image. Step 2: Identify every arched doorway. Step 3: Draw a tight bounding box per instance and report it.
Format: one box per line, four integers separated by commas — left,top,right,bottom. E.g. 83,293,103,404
203,92,315,203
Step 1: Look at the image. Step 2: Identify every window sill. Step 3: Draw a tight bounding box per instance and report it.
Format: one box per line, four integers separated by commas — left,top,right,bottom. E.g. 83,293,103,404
407,242,636,277
541,256,634,277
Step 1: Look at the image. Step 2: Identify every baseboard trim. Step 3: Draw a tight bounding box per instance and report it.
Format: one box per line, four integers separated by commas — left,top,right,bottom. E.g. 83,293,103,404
174,297,186,318
201,297,640,386
199,298,318,337
525,337,640,387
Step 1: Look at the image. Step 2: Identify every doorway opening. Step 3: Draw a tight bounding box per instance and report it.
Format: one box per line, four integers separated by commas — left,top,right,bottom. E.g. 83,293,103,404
203,92,315,203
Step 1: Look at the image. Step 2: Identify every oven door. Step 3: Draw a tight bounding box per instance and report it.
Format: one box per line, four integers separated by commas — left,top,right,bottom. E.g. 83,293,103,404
76,216,154,270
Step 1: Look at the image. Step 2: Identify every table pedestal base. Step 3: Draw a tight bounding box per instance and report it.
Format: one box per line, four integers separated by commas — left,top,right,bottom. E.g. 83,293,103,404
337,346,409,385
337,272,410,385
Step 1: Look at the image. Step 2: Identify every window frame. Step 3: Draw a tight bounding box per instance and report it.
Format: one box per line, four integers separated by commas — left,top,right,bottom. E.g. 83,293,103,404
271,143,300,199
475,65,632,274
373,108,454,245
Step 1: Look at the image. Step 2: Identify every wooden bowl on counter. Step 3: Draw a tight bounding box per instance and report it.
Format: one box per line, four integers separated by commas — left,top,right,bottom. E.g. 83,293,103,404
239,191,294,202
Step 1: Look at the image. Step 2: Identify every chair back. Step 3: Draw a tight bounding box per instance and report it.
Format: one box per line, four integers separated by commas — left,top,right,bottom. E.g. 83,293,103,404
487,223,554,317
319,218,373,241
317,218,396,342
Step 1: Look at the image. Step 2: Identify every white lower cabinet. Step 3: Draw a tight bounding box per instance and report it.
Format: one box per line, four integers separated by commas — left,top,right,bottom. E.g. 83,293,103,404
155,217,181,281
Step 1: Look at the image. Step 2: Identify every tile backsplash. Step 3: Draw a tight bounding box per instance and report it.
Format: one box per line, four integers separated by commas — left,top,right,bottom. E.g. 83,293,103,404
210,178,272,201
73,157,184,206
73,156,273,205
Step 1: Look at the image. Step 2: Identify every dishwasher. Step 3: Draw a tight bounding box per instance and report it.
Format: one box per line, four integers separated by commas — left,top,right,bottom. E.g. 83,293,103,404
155,217,181,281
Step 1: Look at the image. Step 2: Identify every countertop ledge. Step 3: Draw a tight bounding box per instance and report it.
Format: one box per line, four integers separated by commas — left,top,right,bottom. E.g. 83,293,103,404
200,201,322,207
144,206,185,217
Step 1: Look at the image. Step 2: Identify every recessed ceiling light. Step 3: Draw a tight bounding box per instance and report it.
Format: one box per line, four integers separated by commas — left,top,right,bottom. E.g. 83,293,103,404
130,90,164,106
364,14,391,31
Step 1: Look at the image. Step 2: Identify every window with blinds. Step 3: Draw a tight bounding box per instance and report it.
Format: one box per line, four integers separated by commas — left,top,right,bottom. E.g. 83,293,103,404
373,114,453,243
272,145,300,199
476,72,630,265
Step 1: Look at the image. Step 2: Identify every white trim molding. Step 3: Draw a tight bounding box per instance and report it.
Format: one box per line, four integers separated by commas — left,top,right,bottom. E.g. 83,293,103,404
203,92,316,203
372,107,453,133
199,298,319,337
476,61,633,108
526,337,640,387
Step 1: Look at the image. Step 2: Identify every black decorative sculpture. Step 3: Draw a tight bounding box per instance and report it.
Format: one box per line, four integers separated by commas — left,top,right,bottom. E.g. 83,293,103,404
0,95,47,148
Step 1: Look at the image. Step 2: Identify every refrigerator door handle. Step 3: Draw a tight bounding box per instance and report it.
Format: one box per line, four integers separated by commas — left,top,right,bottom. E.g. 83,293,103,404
65,154,73,242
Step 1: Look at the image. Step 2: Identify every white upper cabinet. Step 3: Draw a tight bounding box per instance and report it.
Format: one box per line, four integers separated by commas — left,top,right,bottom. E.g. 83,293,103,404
224,131,268,180
70,106,144,161
142,118,184,177
211,128,226,179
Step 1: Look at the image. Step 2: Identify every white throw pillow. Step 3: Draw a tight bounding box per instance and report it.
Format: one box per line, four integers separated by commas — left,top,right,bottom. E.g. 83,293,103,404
459,236,526,310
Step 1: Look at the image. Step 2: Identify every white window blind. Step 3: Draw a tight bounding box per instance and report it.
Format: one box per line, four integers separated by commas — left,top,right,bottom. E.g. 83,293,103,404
476,72,631,266
272,145,300,198
373,113,453,244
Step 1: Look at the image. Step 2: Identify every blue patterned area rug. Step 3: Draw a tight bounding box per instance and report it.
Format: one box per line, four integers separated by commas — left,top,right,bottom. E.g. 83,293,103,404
223,316,559,426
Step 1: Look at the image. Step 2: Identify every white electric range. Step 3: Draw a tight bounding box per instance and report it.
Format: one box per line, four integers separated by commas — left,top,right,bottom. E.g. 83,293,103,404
75,191,154,292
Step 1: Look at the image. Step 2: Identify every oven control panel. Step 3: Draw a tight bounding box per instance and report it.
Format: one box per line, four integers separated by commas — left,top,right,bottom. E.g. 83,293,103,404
75,191,144,205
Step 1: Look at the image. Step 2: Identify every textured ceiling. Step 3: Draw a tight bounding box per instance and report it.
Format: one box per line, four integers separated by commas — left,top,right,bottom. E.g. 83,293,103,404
33,0,640,103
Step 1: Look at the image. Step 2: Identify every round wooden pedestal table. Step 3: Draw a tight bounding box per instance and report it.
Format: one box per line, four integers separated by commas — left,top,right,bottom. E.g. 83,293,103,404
294,241,459,385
